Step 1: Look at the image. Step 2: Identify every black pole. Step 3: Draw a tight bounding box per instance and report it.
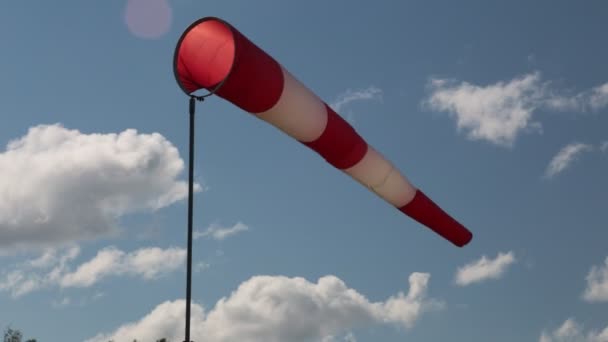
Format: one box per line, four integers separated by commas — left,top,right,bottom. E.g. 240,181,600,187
185,96,197,342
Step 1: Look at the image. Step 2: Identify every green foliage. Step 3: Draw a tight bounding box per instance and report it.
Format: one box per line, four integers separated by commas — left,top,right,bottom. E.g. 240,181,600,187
4,327,22,342
3,326,37,342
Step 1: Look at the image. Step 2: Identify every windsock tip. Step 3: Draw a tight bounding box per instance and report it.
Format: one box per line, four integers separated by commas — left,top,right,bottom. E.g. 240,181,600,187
399,190,473,248
453,230,473,247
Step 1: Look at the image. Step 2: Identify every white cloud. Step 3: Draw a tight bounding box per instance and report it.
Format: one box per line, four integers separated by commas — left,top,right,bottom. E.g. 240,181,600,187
0,245,184,297
85,298,202,342
455,251,516,286
52,292,105,309
318,332,358,342
330,86,383,119
59,247,124,288
0,246,80,297
539,318,608,342
0,124,198,252
28,248,67,268
589,83,608,111
424,73,545,146
51,296,71,309
424,74,608,147
544,82,608,113
124,246,185,279
600,141,608,153
583,257,608,303
60,246,186,287
194,261,211,273
86,272,443,342
544,143,593,179
195,222,249,241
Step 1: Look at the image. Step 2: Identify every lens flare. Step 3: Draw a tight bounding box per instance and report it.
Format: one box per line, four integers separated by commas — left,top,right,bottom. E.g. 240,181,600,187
124,0,172,39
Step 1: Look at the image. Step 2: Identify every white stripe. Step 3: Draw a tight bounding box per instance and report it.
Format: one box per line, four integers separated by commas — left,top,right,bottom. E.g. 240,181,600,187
257,67,328,142
344,146,417,207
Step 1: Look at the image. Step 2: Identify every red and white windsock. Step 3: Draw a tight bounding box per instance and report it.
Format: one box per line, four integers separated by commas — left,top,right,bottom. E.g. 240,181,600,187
173,17,473,247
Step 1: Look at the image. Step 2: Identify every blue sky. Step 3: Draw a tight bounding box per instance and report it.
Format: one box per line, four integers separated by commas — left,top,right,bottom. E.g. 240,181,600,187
1,1,607,341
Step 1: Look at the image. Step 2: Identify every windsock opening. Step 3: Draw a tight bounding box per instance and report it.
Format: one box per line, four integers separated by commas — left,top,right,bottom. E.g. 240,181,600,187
174,17,235,94
173,17,284,113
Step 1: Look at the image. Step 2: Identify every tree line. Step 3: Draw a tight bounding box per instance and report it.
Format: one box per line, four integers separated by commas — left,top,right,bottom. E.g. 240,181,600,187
4,326,169,342
3,327,36,342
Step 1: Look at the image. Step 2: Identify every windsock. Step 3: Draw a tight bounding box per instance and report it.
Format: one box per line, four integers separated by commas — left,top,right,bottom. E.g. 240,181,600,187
173,17,473,247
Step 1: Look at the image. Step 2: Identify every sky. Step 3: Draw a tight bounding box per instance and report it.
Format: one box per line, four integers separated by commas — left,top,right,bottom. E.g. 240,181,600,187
0,1,607,341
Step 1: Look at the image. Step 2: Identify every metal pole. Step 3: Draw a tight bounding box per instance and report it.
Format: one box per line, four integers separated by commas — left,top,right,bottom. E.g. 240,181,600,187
185,96,196,342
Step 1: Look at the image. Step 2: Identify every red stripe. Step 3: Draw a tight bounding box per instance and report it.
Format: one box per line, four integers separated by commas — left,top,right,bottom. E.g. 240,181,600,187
215,28,284,113
303,105,368,170
399,190,472,247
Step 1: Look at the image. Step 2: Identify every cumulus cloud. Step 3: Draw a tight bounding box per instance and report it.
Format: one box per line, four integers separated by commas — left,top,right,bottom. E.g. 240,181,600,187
330,86,383,122
0,245,184,298
85,299,203,342
539,318,608,342
0,124,197,252
455,251,516,286
424,73,545,146
424,74,608,147
86,272,443,342
194,222,250,241
544,143,593,179
583,257,608,303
